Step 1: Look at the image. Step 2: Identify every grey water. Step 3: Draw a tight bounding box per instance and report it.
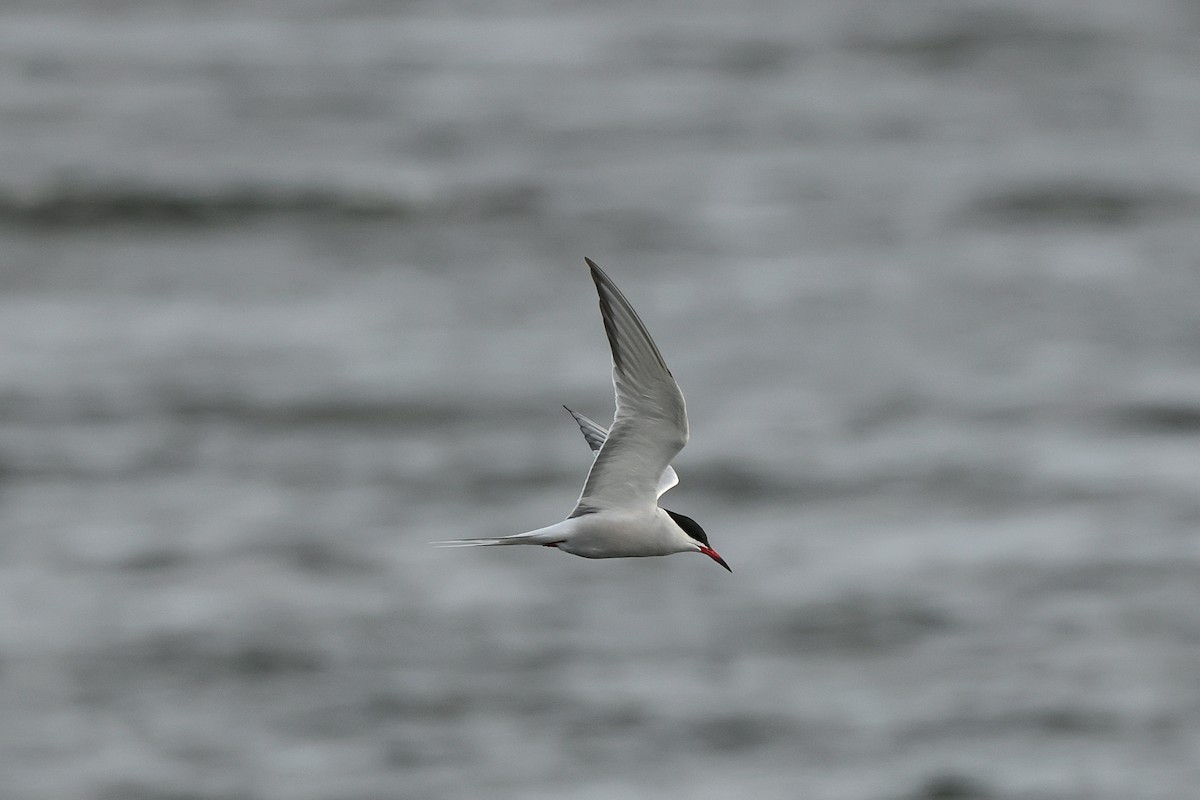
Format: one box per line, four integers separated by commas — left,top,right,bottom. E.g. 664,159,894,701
2,1,1200,798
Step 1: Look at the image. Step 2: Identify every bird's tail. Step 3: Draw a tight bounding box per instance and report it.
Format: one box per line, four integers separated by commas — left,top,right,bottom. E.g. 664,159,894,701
432,537,523,548
432,522,570,549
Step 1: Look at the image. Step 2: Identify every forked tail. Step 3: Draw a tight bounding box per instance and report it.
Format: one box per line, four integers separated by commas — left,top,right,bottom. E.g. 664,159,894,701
432,522,572,549
432,537,524,548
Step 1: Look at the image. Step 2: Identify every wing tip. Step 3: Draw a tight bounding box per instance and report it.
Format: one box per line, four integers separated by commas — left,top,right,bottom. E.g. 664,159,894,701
584,257,610,288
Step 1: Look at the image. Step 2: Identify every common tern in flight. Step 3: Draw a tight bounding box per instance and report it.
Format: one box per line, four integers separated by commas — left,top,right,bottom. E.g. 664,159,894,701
435,258,729,572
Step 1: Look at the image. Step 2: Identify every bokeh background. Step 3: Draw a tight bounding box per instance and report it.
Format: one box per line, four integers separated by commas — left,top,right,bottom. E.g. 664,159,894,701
3,1,1200,798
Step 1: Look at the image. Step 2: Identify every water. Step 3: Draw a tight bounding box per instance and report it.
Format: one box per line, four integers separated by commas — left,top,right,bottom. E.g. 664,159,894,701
2,2,1199,798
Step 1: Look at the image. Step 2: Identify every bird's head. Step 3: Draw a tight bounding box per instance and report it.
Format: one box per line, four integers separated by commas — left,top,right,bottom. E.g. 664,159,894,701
665,509,731,572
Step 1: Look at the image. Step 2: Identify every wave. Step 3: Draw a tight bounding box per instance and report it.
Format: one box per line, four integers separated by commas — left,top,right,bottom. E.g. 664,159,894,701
964,180,1200,226
0,177,545,228
1107,401,1200,434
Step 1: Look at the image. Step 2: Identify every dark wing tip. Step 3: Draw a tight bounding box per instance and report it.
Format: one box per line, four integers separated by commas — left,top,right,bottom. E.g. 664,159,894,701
583,255,674,379
585,257,610,289
585,257,621,367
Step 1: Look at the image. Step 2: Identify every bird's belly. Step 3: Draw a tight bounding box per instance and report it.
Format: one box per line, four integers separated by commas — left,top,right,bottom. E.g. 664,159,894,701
557,515,677,559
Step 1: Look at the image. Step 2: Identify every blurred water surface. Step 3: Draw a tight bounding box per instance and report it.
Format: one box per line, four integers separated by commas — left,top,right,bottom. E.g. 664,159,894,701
2,1,1200,798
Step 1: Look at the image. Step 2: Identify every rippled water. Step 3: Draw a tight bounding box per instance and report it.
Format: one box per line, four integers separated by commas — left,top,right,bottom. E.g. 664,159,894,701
2,2,1200,798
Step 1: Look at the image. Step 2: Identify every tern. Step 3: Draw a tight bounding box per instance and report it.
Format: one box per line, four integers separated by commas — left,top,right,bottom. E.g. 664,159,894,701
435,258,730,572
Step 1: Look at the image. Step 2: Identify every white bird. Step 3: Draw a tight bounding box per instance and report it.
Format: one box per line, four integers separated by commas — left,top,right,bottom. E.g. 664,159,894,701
435,258,730,572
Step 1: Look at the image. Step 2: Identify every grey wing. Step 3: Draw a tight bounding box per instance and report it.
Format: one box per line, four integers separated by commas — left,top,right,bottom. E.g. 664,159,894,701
564,406,608,452
564,406,680,498
571,259,688,515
